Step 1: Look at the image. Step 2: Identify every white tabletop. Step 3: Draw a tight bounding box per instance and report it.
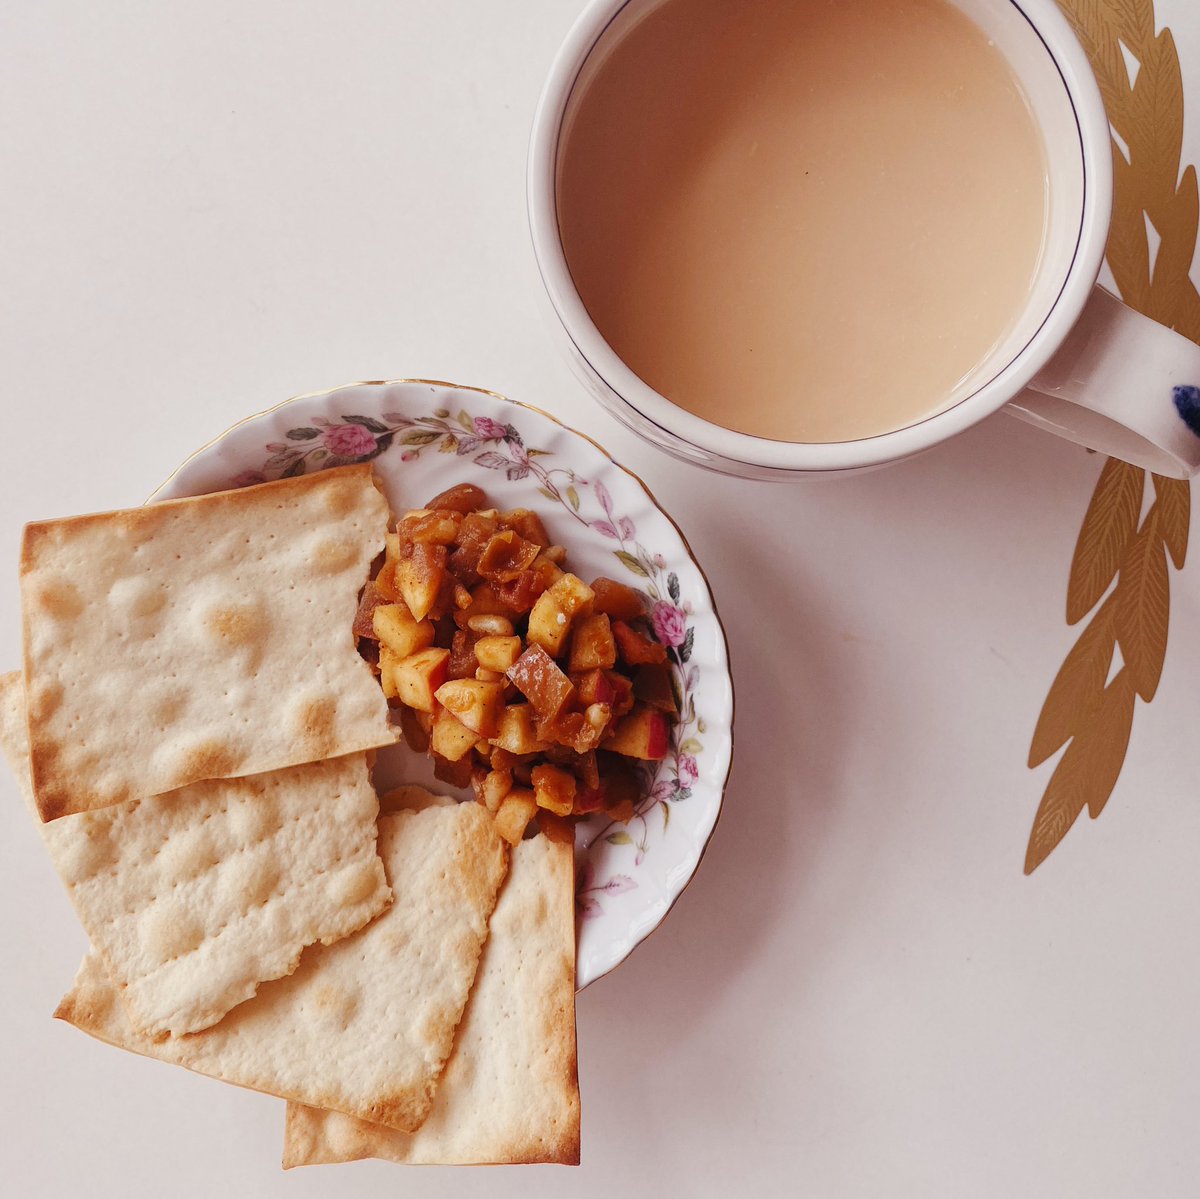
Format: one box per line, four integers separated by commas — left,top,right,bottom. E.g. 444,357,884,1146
2,3,1199,1196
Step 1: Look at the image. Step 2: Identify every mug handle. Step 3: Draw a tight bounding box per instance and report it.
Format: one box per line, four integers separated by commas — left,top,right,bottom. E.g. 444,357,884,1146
1006,285,1200,478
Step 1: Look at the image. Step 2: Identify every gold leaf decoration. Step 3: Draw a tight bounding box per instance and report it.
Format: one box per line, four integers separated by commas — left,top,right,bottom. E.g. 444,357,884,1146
1026,0,1193,872
1065,458,1144,623
1028,594,1116,767
1153,474,1191,567
1113,504,1170,700
1025,671,1137,874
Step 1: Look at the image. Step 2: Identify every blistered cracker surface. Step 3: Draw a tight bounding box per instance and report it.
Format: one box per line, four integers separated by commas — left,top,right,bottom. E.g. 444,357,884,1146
20,465,395,821
283,832,581,1167
55,803,508,1131
0,673,391,1037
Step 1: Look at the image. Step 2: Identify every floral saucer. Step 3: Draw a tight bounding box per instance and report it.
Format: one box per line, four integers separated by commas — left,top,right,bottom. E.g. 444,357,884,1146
151,380,733,987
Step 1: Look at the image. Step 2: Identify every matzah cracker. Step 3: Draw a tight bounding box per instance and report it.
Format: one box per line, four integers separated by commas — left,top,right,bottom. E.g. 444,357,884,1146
21,464,395,821
55,802,508,1132
283,832,580,1167
0,672,390,1038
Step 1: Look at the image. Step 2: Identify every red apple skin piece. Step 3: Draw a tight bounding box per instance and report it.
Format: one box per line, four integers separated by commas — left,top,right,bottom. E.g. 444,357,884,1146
571,669,634,716
571,668,616,706
604,705,670,760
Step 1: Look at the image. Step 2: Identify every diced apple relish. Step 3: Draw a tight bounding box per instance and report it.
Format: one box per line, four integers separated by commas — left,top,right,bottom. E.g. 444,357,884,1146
355,484,676,824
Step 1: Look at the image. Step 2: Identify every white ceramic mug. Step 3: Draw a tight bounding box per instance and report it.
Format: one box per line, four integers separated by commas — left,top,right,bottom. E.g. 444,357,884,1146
528,0,1200,480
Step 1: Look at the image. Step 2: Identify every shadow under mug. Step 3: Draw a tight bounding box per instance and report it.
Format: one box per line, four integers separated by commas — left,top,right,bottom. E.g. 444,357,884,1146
528,0,1200,480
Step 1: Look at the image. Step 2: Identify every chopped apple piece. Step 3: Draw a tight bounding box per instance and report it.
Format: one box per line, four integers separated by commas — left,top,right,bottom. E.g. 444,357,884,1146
633,661,678,713
576,748,602,791
424,482,488,513
539,811,575,844
433,750,473,790
528,590,573,657
398,509,463,544
573,787,606,814
398,703,430,753
434,678,505,738
570,668,634,717
494,571,547,614
374,560,400,602
568,612,617,672
530,553,564,589
391,647,450,713
597,752,641,806
607,797,636,824
613,620,668,666
591,577,645,621
475,634,521,673
536,705,611,754
494,787,539,846
479,768,513,813
477,530,540,582
499,508,551,547
531,764,576,817
489,746,519,772
506,644,575,719
353,581,389,639
372,603,436,658
604,704,670,759
379,644,401,700
527,573,595,655
447,629,479,680
395,542,448,621
430,705,480,761
571,668,614,706
491,703,551,755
